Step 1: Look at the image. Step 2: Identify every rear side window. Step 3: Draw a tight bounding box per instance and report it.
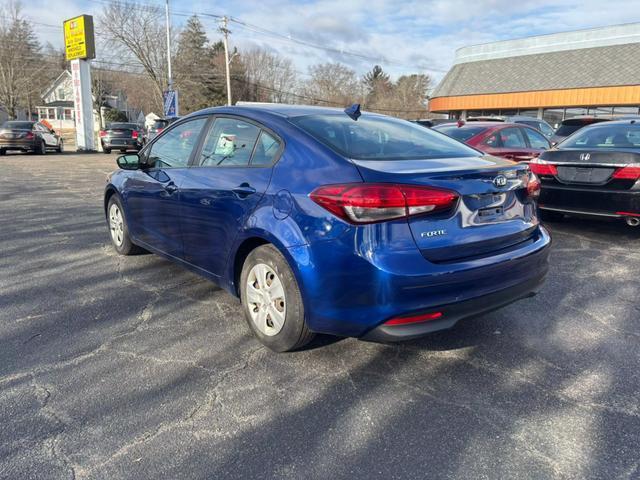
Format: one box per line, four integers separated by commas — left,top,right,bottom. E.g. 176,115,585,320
499,127,527,148
524,128,550,149
147,117,207,168
251,131,281,166
198,118,261,167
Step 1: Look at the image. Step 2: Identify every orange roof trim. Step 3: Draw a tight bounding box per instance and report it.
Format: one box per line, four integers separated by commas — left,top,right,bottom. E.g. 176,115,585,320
430,85,640,112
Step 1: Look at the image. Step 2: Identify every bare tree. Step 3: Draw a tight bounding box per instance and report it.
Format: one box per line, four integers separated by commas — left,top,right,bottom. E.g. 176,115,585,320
99,1,173,112
390,74,431,119
0,0,43,119
242,47,297,103
301,63,360,107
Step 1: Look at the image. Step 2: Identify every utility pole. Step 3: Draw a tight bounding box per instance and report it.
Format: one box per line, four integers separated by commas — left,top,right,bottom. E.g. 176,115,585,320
220,16,232,106
165,0,173,90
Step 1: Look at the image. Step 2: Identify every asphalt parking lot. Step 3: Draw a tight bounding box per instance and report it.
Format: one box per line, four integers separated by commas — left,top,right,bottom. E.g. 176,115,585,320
1,152,639,480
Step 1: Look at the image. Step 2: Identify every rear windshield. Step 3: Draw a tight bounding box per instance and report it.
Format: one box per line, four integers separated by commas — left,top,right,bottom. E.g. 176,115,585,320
1,121,33,130
152,120,169,129
555,124,583,137
291,114,478,160
560,123,640,149
108,123,138,129
434,125,485,142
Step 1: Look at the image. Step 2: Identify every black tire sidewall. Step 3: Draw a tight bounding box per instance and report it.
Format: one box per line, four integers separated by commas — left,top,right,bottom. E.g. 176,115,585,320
107,195,136,255
240,245,308,352
39,140,46,155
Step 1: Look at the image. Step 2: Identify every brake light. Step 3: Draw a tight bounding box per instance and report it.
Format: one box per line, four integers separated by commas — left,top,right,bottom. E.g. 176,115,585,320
310,183,458,224
528,161,558,176
526,172,541,199
612,166,640,180
132,130,139,139
385,312,443,326
24,132,34,140
99,130,107,137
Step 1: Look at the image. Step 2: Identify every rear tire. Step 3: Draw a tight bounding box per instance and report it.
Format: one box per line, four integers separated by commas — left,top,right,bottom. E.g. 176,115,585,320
120,149,127,153
0,149,5,156
38,140,46,155
240,244,314,352
103,147,111,154
541,209,564,222
107,195,142,255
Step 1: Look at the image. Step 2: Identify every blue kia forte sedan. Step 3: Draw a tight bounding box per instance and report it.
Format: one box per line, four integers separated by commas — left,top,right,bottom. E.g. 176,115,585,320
105,104,551,351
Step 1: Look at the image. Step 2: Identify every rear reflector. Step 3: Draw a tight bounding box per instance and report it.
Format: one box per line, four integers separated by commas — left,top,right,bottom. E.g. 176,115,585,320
310,183,458,224
385,312,443,326
612,166,640,180
529,162,558,176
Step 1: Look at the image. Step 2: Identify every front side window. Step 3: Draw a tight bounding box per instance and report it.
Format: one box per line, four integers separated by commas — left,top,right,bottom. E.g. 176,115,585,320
147,117,207,168
198,118,261,167
292,114,478,160
524,128,550,149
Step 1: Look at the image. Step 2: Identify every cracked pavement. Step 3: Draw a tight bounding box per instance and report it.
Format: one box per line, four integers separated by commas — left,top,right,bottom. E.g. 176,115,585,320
1,152,639,479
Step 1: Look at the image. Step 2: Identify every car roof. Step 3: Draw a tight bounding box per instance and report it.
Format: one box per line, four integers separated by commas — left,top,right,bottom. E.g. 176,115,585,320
576,118,640,128
194,103,383,119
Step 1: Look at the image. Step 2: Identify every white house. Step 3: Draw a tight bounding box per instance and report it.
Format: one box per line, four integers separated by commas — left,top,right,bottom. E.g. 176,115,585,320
36,70,131,132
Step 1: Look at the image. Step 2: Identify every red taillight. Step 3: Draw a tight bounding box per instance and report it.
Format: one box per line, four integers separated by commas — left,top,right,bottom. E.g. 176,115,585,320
526,172,541,199
99,130,107,137
612,166,640,180
132,130,139,139
529,161,558,176
385,312,443,326
310,183,458,224
24,132,34,140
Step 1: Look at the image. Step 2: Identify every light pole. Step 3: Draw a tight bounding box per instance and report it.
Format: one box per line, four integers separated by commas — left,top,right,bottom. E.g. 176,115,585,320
220,16,232,106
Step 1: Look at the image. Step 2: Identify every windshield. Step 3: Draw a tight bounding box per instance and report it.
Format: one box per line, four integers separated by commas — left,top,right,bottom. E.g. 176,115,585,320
559,123,640,149
152,120,169,129
108,123,138,129
291,114,478,160
2,121,33,130
434,125,485,142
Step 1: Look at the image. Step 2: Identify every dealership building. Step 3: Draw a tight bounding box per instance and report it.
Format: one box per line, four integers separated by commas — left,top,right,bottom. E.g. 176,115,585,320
429,23,640,128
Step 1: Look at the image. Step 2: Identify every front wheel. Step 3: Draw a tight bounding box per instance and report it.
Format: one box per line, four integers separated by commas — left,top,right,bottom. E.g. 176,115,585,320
107,196,142,255
38,140,46,155
103,147,111,154
240,245,314,352
0,149,5,156
56,140,63,153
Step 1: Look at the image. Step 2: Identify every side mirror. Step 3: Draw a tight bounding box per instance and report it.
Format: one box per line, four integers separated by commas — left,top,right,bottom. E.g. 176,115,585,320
116,153,141,170
50,129,56,134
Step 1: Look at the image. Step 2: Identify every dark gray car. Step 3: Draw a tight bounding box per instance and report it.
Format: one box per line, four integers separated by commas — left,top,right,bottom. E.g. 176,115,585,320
99,122,144,154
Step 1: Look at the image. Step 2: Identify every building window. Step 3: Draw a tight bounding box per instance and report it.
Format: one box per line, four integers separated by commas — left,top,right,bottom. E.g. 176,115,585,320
543,109,564,129
47,108,56,120
500,109,518,116
518,109,539,118
63,109,73,120
564,107,588,119
613,106,640,115
58,88,65,100
589,106,613,116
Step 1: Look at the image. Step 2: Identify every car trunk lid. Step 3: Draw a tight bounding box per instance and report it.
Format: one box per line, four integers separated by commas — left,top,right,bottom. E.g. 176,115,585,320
538,149,640,186
351,155,538,263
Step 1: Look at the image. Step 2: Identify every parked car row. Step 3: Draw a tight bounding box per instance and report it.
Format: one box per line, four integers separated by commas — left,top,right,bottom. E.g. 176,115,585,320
435,117,640,227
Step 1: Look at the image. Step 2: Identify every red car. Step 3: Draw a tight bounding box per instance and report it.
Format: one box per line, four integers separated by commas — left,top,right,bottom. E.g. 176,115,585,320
434,122,551,162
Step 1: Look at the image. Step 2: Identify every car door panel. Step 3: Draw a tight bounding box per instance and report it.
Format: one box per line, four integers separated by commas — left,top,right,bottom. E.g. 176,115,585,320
124,117,209,258
179,117,279,276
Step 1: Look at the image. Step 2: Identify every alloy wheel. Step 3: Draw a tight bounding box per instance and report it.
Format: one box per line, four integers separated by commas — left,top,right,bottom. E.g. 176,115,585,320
109,203,124,246
246,263,286,336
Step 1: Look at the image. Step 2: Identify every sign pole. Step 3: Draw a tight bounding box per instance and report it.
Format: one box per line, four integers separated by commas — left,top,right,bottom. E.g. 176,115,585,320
64,14,97,152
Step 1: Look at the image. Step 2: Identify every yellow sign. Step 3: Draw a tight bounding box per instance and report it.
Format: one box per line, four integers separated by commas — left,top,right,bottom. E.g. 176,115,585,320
63,15,95,61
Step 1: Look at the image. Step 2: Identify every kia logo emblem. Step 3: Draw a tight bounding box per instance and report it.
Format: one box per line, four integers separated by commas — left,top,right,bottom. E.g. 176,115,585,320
580,153,591,161
493,175,508,187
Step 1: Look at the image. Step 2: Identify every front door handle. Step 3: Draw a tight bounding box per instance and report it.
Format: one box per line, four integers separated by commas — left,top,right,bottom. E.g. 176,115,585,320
164,182,178,195
232,183,256,198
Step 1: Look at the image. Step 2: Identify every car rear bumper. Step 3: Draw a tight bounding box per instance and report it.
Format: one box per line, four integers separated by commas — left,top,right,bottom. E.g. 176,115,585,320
0,139,35,151
288,222,551,339
540,184,640,216
102,138,141,149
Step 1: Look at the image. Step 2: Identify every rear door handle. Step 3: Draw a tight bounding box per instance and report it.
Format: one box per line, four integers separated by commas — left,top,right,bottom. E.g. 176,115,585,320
232,184,256,198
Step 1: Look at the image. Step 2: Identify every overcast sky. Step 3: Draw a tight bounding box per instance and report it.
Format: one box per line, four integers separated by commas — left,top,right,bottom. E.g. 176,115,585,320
24,0,640,82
